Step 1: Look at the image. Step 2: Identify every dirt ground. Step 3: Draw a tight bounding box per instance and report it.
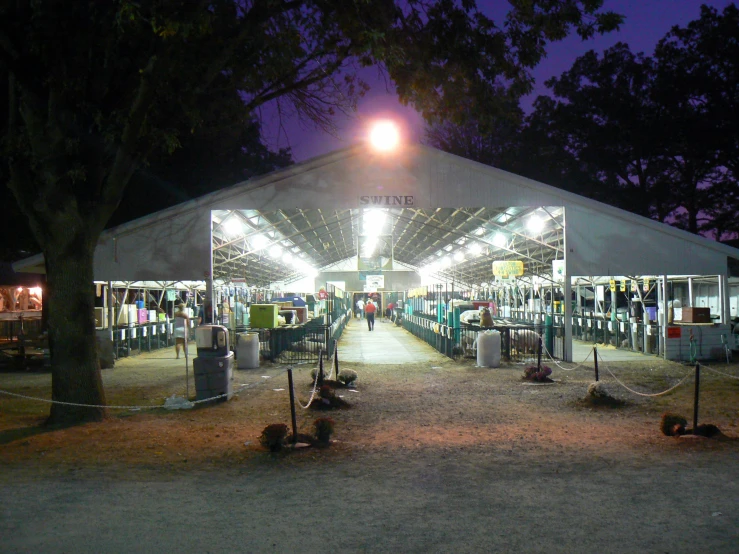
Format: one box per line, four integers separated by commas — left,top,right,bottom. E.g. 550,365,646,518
1,337,738,552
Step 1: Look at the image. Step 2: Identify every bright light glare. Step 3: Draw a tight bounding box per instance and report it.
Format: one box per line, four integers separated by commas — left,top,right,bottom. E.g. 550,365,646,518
527,215,545,234
250,233,268,250
369,121,400,152
440,257,451,268
453,251,465,262
30,287,42,296
223,216,243,237
362,209,387,236
492,233,507,248
468,243,483,256
269,245,283,258
281,252,293,264
361,236,378,257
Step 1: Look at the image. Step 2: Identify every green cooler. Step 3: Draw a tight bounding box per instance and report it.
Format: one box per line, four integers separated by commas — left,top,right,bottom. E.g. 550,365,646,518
250,304,279,329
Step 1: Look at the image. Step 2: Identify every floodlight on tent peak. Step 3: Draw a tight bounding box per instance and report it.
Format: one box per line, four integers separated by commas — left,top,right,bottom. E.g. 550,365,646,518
368,120,400,152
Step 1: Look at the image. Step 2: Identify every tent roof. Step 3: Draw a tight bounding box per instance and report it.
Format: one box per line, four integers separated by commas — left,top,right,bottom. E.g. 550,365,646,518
13,143,739,286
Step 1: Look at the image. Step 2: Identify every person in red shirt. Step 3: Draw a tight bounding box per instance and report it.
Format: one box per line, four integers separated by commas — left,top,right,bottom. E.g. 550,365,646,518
364,299,376,331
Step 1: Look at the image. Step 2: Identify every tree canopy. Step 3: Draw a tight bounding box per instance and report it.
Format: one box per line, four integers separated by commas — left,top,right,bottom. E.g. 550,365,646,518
427,3,739,241
1,0,622,423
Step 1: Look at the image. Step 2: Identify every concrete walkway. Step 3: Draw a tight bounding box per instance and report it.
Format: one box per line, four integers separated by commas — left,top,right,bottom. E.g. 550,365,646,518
571,339,661,363
338,316,447,365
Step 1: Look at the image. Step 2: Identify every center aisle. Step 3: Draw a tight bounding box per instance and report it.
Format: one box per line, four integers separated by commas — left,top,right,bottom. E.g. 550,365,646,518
338,316,448,365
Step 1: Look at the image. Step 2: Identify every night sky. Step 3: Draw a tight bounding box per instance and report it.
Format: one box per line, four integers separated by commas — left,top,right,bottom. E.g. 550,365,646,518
261,0,734,163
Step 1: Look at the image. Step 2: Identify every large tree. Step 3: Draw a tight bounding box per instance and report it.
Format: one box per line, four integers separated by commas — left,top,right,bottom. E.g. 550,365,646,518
1,0,621,424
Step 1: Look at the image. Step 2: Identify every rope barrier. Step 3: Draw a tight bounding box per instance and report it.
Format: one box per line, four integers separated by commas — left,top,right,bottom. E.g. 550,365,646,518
597,351,693,397
540,340,593,371
699,363,739,380
297,362,323,409
0,367,289,410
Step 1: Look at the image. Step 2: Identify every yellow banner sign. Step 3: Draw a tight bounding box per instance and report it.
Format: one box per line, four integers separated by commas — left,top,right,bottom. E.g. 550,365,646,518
409,286,428,298
619,280,626,292
609,279,616,293
492,260,524,277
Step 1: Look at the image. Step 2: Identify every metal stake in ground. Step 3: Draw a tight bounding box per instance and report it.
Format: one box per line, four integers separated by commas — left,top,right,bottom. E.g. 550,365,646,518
318,350,324,387
334,343,339,380
287,368,298,444
693,363,700,432
593,345,599,382
537,335,542,370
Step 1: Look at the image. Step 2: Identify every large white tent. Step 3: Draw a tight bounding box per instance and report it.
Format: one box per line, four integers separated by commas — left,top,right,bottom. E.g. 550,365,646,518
14,143,739,360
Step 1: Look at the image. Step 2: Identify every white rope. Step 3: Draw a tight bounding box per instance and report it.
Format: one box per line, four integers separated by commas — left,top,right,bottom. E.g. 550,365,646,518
541,340,593,371
0,367,289,410
598,352,693,397
700,364,739,380
297,362,323,409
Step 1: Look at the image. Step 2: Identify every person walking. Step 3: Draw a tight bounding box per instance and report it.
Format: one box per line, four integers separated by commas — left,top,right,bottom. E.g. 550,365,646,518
356,297,364,319
364,299,376,331
173,303,190,359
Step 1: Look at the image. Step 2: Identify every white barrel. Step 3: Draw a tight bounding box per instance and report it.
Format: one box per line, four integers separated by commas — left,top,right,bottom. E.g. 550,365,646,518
476,330,501,368
236,332,259,369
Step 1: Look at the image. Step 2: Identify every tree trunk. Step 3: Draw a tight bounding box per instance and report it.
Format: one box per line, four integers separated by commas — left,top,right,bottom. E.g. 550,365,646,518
45,233,106,424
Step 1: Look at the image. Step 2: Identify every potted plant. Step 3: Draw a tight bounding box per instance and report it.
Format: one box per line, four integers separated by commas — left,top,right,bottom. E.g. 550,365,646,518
314,417,335,444
259,423,288,452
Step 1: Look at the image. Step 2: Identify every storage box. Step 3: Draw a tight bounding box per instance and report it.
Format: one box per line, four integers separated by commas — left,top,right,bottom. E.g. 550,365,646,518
138,309,148,324
250,304,280,329
94,307,107,329
680,307,711,323
148,309,158,322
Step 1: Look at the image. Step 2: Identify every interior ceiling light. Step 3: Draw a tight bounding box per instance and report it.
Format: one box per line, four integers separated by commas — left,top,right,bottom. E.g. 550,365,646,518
468,243,483,256
440,256,452,268
368,120,400,152
443,244,453,252
362,209,387,236
492,233,507,248
453,251,465,262
269,245,282,258
250,233,268,250
223,216,243,237
527,215,545,234
474,227,486,236
281,252,293,263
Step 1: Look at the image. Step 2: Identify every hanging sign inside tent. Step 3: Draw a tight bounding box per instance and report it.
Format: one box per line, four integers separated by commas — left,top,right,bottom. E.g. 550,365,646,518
552,260,564,282
619,280,626,292
492,261,524,278
609,279,616,293
366,275,385,288
631,279,638,293
643,277,650,292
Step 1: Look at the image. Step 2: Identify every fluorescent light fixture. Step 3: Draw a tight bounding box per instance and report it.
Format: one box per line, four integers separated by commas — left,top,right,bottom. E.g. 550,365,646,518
368,120,400,152
453,251,465,262
527,215,544,234
492,233,507,248
474,227,486,236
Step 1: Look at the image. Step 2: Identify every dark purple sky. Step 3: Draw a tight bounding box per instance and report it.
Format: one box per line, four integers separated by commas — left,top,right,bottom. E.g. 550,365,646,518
261,0,733,163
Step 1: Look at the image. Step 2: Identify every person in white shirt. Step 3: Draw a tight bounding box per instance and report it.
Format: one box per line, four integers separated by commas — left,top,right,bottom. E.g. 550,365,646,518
173,303,190,359
356,298,364,319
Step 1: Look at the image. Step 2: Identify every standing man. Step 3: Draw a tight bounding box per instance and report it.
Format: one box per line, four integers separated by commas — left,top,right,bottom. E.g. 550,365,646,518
173,302,190,359
364,298,376,331
356,297,364,319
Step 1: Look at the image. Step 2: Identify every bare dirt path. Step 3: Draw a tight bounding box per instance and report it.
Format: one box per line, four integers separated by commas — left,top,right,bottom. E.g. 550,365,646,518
1,327,738,552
